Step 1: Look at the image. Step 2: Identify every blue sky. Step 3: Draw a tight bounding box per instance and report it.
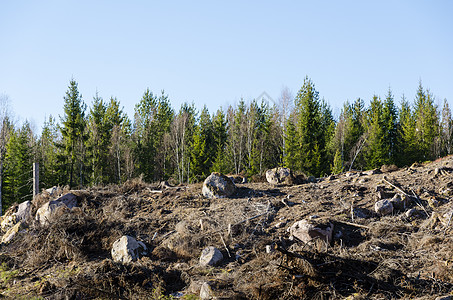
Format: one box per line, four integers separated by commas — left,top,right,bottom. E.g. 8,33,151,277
1,1,452,128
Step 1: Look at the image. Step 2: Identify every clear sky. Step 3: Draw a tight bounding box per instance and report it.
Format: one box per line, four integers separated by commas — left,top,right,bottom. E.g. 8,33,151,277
1,1,452,129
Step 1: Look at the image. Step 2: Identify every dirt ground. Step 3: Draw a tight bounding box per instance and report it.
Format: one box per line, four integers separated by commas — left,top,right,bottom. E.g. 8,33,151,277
0,157,452,299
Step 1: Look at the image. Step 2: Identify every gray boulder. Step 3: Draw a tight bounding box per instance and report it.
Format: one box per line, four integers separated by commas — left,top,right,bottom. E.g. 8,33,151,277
111,235,147,263
16,200,32,222
202,173,236,199
289,219,334,244
390,194,411,211
266,167,293,185
199,282,215,300
35,193,78,226
199,246,223,267
375,199,393,216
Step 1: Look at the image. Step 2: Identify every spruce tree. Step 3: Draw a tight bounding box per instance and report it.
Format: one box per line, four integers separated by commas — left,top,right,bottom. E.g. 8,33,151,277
38,116,61,188
190,106,213,180
87,92,110,185
398,95,417,166
60,79,87,188
382,88,399,164
155,91,174,180
364,95,385,169
414,82,438,161
3,123,33,211
134,88,158,182
284,115,299,170
211,109,228,173
291,77,326,176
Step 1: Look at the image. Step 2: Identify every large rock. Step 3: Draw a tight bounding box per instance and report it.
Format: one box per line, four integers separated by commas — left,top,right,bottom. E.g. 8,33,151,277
390,194,411,211
199,246,223,267
375,199,393,216
289,219,334,244
1,222,23,244
202,173,236,199
16,200,32,222
266,167,293,185
0,200,33,232
35,193,78,226
0,209,16,232
111,235,147,263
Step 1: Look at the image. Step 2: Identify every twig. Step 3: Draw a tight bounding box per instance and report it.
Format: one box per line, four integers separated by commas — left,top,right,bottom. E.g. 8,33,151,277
232,212,268,226
383,176,429,217
160,230,175,239
219,233,231,258
336,220,370,229
410,190,430,217
444,211,453,235
382,176,410,197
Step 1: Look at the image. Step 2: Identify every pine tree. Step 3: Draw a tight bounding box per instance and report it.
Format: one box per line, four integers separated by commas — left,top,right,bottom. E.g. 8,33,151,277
134,88,158,182
344,99,366,170
211,108,228,173
291,77,326,176
155,91,174,180
284,114,299,170
414,82,438,161
2,123,33,211
60,79,87,188
398,95,417,166
87,92,110,185
331,149,344,174
382,88,399,164
364,95,385,169
190,106,213,180
38,115,61,188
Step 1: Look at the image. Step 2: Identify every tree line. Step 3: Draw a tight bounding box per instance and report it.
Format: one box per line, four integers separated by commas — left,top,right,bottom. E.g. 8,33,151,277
1,77,451,211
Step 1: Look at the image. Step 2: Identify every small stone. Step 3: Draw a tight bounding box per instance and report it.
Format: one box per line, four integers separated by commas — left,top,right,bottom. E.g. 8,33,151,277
353,208,368,219
111,235,147,263
405,208,417,218
45,186,58,196
375,199,393,216
265,245,274,253
289,219,333,244
199,246,223,267
435,296,452,300
200,282,215,300
274,221,287,228
428,197,440,208
390,194,411,211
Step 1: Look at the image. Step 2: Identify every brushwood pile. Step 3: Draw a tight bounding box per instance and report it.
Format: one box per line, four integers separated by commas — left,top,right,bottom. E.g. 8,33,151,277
0,157,452,299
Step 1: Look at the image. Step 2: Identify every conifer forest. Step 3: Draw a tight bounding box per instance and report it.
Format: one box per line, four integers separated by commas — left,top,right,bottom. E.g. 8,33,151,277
1,77,451,212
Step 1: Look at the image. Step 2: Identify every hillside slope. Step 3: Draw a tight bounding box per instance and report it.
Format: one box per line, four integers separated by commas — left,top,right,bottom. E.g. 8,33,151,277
0,157,452,299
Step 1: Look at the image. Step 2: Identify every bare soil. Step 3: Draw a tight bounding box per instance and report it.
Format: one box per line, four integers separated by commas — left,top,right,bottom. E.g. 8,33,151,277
0,157,452,299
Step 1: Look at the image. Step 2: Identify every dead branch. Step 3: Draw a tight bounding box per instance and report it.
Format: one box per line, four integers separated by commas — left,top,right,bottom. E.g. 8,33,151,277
336,220,370,230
